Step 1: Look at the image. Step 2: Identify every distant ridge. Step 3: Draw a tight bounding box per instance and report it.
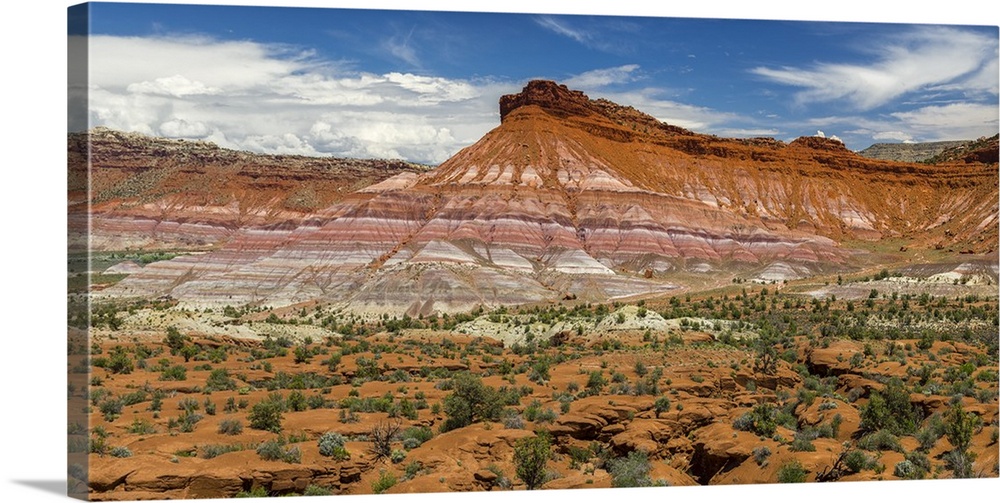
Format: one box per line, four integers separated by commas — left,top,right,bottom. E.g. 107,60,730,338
858,140,971,163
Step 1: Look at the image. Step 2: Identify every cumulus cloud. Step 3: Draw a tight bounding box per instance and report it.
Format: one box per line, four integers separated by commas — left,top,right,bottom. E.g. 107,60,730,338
159,118,210,138
872,130,914,142
81,34,518,164
127,75,220,97
564,64,641,88
890,102,999,139
750,26,998,110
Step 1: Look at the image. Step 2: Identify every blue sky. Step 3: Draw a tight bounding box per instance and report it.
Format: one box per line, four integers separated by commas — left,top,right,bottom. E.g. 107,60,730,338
73,1,999,164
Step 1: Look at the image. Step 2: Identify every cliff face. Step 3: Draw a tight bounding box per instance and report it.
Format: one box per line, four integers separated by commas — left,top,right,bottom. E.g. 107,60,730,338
858,140,969,163
92,81,998,314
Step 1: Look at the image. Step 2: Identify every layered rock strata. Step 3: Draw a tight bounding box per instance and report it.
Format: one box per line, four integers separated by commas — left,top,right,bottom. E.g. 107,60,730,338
97,81,998,314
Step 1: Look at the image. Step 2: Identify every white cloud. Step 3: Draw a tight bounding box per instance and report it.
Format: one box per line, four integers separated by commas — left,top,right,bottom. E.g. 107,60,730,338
535,16,590,44
532,15,626,54
80,34,518,164
872,130,914,142
564,64,641,88
750,26,998,110
713,127,782,137
127,75,220,97
593,88,744,132
382,28,420,67
159,118,210,138
792,100,998,148
890,102,1000,140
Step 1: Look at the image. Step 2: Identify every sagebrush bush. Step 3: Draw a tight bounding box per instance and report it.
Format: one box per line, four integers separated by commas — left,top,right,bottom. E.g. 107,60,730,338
893,460,917,479
318,431,349,460
608,451,660,488
256,440,301,463
217,419,243,436
789,434,816,452
109,446,132,458
390,449,406,464
400,426,433,447
501,409,524,430
858,430,903,452
752,446,771,466
843,450,872,473
201,444,243,459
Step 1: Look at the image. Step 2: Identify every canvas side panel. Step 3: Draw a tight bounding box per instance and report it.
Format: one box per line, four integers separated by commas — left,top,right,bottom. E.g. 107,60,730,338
67,3,91,500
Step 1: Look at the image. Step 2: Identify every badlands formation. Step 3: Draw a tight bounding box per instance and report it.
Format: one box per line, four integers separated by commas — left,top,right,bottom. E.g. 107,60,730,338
89,81,997,316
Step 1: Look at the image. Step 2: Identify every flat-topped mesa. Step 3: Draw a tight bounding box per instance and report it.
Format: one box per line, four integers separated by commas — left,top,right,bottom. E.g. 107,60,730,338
499,80,598,122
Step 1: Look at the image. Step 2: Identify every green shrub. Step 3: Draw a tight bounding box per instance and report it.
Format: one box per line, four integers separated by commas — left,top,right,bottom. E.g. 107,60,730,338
248,399,284,433
843,450,873,473
776,460,807,483
286,390,308,412
205,369,236,391
107,348,134,374
441,372,503,431
235,487,269,498
99,397,123,422
859,378,922,435
302,485,333,496
127,418,156,435
653,397,671,417
160,365,187,381
513,433,551,490
944,403,981,478
901,451,930,479
733,403,777,437
371,470,397,494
